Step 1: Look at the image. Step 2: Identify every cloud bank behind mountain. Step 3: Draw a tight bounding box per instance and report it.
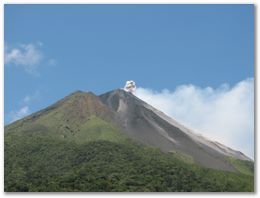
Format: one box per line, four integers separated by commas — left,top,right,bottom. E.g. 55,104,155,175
135,78,254,159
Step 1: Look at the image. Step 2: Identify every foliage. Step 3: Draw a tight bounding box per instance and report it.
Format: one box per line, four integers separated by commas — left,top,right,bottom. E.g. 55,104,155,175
5,131,254,192
227,157,254,176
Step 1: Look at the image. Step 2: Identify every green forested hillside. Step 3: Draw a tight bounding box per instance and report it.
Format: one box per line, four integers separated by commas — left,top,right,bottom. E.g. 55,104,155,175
5,131,254,192
4,91,254,192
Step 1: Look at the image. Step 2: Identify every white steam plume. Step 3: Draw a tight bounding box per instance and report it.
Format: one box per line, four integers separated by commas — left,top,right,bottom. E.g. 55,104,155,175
124,80,136,93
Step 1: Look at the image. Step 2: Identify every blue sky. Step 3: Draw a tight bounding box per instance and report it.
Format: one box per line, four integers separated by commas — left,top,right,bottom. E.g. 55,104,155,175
4,5,254,157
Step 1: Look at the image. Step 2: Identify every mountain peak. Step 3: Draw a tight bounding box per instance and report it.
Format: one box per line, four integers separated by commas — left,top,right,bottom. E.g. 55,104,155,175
6,90,114,131
100,88,252,170
64,90,96,98
6,88,252,172
53,91,114,123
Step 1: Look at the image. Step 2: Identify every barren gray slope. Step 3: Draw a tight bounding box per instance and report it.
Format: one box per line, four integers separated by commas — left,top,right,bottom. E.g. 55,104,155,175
142,100,251,161
100,89,251,171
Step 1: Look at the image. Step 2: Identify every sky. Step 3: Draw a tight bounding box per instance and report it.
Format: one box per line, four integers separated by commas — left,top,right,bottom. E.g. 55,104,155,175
4,5,254,158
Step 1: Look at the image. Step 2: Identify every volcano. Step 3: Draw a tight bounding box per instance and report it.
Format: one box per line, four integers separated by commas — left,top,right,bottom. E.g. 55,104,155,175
4,89,254,192
100,89,250,170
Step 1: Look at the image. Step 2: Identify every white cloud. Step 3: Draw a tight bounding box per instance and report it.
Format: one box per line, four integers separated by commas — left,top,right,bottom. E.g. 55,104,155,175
8,106,30,123
4,42,58,75
7,90,41,124
47,58,57,66
135,78,254,158
22,90,40,104
5,43,43,74
23,96,31,104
